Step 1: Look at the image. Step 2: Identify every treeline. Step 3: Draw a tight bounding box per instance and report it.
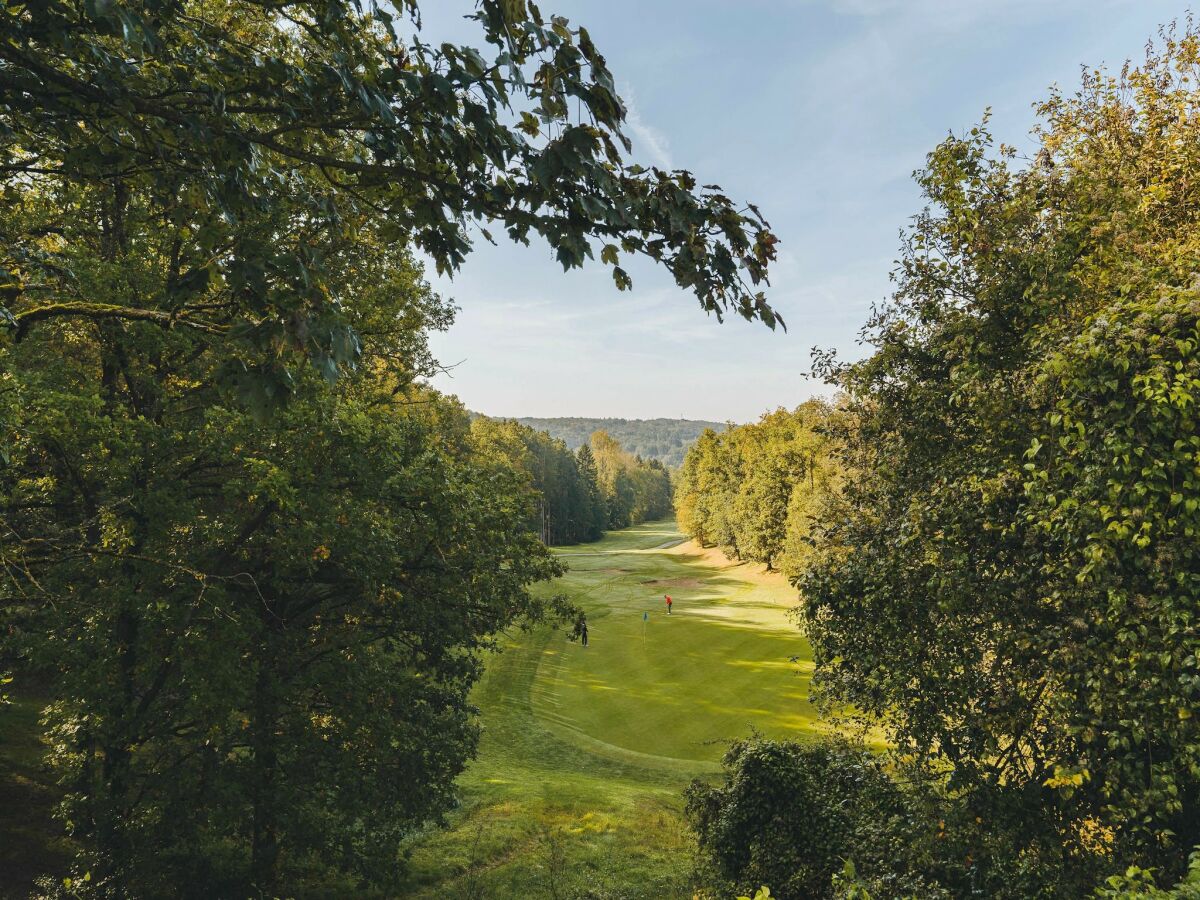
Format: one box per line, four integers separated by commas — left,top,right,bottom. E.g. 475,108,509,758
683,26,1200,900
590,429,673,527
674,400,837,577
472,420,672,544
513,416,723,468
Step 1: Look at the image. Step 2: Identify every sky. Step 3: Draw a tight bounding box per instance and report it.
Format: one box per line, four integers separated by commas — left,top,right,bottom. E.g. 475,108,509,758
416,0,1187,422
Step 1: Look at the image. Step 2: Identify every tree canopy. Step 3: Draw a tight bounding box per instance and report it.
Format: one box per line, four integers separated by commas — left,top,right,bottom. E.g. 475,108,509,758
1,0,779,414
799,26,1200,892
470,416,606,544
590,428,673,529
674,401,838,575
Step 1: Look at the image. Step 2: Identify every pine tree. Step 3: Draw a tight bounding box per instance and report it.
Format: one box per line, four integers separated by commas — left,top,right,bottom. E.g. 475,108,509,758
575,444,606,541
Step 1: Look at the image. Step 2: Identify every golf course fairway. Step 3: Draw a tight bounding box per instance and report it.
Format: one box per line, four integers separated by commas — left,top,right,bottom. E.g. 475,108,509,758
397,519,822,897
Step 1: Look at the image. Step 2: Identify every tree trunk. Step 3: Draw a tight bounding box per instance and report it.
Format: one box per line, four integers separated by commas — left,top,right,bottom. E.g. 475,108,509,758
94,604,138,890
250,639,281,893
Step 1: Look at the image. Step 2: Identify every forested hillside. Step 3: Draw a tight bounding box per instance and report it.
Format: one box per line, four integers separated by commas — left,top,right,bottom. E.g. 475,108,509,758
514,417,723,468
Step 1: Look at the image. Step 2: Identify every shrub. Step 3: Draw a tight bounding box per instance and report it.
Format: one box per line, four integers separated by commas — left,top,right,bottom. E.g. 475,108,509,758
686,737,898,900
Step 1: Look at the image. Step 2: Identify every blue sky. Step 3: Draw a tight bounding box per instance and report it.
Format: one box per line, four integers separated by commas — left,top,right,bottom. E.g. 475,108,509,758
418,0,1186,422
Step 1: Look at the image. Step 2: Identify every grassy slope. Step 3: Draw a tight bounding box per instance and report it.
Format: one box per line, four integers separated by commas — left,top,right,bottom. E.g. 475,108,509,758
398,520,821,898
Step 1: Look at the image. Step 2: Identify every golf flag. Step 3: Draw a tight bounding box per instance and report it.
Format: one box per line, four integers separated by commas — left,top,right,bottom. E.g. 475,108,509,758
643,611,648,622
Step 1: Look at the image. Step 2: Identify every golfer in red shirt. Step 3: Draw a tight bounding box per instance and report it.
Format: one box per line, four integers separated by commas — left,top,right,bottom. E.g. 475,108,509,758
665,594,672,615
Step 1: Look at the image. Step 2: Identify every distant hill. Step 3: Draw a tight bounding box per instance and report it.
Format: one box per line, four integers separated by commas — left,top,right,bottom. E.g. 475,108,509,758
512,417,726,469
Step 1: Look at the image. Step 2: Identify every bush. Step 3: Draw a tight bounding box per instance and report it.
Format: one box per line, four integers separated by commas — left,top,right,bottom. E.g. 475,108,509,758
685,737,899,900
687,736,1104,899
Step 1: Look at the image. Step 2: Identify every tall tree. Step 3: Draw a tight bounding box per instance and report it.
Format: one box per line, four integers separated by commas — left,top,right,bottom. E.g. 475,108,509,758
674,402,836,573
1,0,779,412
587,430,668,529
1,238,562,893
801,27,1200,890
574,443,606,541
469,417,605,545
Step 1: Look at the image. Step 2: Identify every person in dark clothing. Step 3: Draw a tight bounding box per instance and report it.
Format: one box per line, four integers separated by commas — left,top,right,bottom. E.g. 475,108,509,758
571,612,589,647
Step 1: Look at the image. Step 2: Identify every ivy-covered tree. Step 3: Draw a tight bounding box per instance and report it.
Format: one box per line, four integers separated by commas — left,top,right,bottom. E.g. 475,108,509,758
802,25,1200,892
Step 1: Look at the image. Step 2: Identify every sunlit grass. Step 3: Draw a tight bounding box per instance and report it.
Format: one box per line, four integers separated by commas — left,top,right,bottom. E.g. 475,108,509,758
398,519,821,897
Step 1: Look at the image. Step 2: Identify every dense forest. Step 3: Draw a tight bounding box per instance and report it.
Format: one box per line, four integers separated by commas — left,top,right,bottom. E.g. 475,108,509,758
0,0,777,895
514,417,723,468
681,28,1200,900
471,419,672,544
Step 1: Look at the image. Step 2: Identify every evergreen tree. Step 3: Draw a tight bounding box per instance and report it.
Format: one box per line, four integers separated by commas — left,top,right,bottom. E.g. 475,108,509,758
575,443,607,541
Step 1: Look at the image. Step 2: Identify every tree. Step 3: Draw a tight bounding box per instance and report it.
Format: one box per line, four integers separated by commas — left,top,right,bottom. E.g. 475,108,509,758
1,221,563,893
674,402,837,573
675,427,727,546
801,23,1200,890
686,737,908,900
469,417,604,545
1,0,779,413
574,443,606,541
629,457,672,524
1,1,782,892
1096,850,1200,899
587,429,669,529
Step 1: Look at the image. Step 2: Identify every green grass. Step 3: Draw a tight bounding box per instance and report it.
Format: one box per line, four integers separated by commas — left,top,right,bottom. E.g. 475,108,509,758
398,519,821,898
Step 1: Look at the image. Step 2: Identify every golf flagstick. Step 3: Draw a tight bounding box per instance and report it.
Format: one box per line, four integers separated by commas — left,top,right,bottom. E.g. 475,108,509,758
642,610,648,648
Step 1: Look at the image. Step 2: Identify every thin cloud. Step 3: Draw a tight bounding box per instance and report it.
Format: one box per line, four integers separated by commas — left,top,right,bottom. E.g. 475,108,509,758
823,0,1133,24
423,0,1184,420
623,88,674,169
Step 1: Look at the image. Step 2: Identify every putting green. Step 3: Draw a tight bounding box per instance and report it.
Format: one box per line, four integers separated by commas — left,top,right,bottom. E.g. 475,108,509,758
399,520,823,897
